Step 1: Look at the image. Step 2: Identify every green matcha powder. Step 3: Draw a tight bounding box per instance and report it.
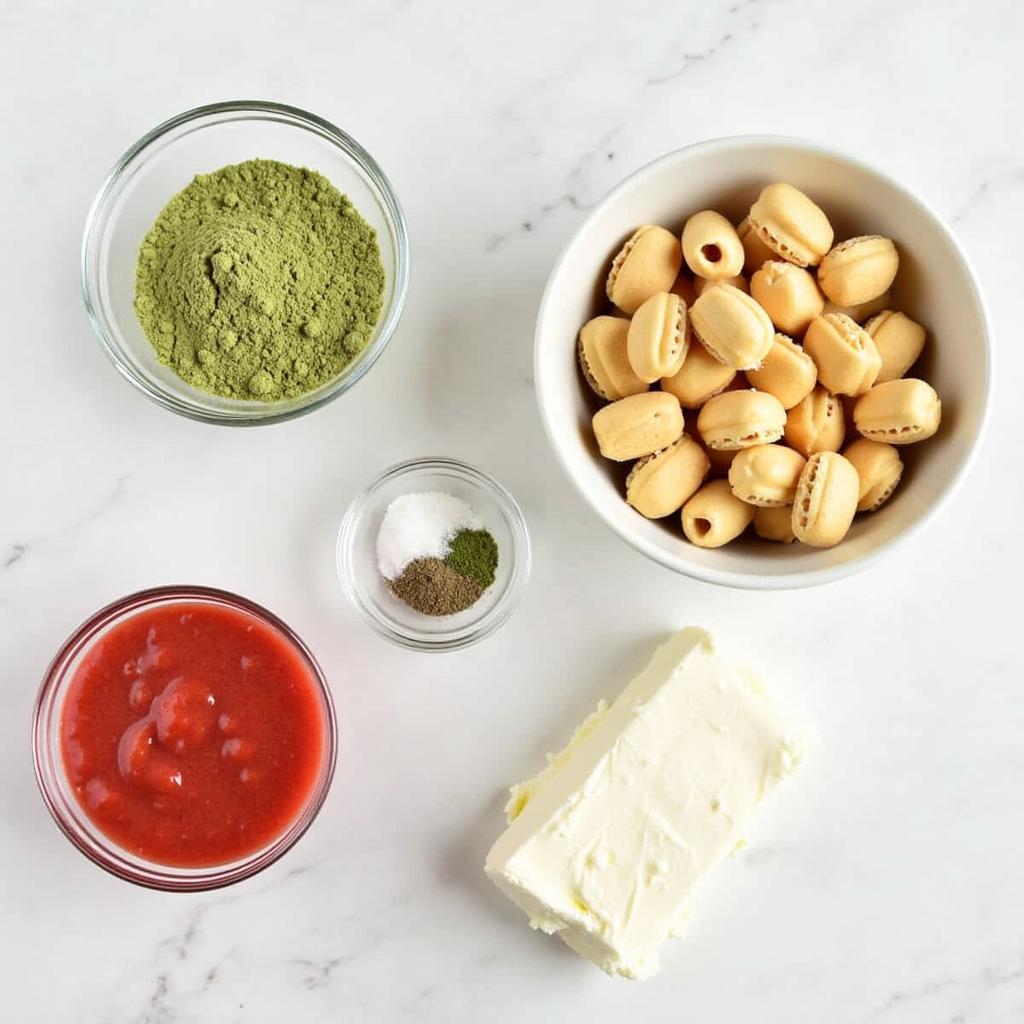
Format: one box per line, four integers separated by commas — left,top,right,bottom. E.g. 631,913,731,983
134,158,385,401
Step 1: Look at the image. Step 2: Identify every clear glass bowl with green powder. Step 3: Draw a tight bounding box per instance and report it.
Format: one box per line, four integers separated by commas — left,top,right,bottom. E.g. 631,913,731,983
337,458,531,652
82,101,409,425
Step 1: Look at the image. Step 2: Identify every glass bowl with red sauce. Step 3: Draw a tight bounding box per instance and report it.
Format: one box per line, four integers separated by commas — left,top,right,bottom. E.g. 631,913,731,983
33,586,337,891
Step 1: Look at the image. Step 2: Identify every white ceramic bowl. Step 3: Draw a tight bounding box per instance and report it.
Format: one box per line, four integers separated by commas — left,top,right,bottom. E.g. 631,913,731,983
535,136,992,589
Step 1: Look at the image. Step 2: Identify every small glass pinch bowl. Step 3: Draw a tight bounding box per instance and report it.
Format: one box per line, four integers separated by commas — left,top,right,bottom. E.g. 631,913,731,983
81,100,409,425
337,458,531,652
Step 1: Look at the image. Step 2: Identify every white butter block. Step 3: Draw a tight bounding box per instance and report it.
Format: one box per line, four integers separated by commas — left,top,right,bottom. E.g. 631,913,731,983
485,627,813,979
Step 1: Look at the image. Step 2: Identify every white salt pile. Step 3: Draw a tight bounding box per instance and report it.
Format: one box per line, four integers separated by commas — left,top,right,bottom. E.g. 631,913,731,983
376,492,483,581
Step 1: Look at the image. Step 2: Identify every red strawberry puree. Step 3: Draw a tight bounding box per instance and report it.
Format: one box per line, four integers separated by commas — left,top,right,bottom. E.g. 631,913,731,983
60,602,326,867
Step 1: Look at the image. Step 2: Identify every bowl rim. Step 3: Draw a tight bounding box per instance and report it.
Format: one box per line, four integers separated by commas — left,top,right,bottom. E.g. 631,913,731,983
32,584,338,891
336,456,532,651
81,99,411,427
534,133,994,590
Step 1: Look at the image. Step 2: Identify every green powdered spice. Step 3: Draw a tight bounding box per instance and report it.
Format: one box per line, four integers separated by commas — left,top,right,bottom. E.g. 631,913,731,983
134,158,385,401
444,528,499,588
388,558,483,616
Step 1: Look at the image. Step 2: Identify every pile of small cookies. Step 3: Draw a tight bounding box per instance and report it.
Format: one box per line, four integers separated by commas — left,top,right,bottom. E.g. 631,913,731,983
578,182,942,549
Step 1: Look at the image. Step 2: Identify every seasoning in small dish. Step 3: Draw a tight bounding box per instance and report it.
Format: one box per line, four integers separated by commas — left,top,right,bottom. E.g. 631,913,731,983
376,492,499,616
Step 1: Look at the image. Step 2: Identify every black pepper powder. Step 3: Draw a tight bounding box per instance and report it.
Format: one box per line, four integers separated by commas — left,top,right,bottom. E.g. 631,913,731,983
388,557,483,616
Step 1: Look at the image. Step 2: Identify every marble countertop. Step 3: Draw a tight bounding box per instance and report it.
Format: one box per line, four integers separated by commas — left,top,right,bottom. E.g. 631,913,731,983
3,1,1022,1020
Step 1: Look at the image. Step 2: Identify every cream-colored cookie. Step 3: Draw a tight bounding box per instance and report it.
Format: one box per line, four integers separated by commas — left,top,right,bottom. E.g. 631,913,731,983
592,391,685,461
681,210,745,281
791,452,859,547
842,438,904,511
803,313,882,397
753,504,797,543
689,283,774,370
784,386,845,458
823,290,891,324
627,292,689,383
737,217,779,275
697,389,787,451
746,333,817,410
625,434,709,519
818,235,899,306
660,340,736,408
749,260,825,336
853,378,941,445
748,183,834,268
606,225,683,314
695,274,748,296
577,315,647,401
682,479,755,548
864,310,927,383
728,444,807,507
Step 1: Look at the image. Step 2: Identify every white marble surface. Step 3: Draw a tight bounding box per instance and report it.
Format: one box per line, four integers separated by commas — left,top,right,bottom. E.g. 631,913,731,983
2,1,1022,1020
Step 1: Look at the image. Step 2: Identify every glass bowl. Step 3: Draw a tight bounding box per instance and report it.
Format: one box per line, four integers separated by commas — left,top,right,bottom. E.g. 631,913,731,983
81,100,410,425
337,458,531,652
32,586,337,891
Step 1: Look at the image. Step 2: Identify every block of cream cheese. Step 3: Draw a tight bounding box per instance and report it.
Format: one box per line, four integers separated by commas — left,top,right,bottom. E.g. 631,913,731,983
484,628,813,980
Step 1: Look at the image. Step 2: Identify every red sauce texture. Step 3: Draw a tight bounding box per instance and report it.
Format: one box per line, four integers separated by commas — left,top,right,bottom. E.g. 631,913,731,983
60,602,326,867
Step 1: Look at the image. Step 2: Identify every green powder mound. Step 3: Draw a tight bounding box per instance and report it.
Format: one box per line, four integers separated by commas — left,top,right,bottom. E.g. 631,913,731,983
134,158,385,401
444,528,499,589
